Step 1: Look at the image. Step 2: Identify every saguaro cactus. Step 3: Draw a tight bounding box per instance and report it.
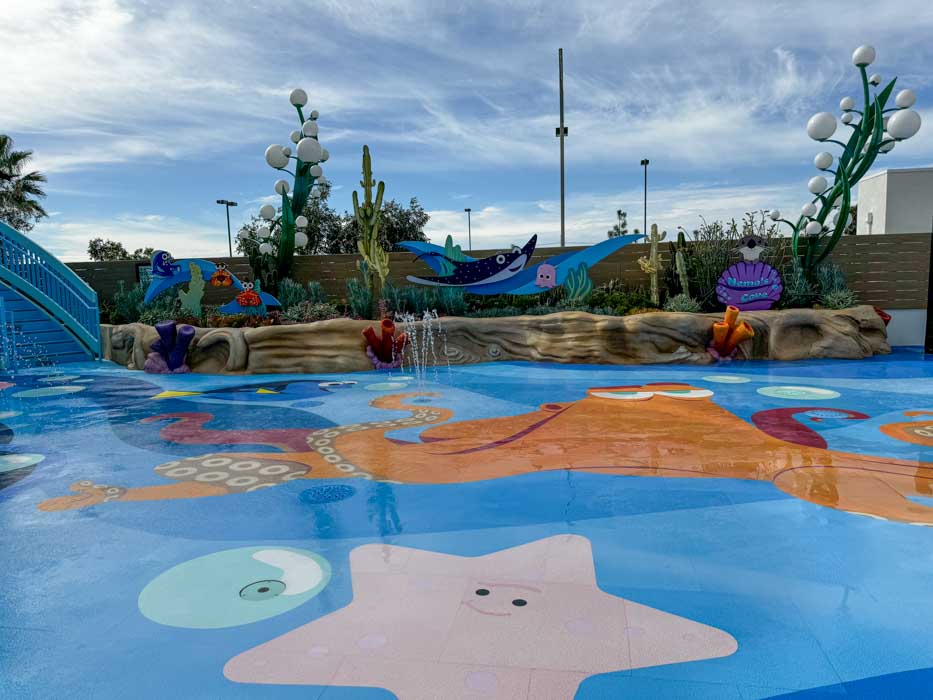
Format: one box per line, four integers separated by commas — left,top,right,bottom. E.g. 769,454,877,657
638,224,666,306
353,145,388,318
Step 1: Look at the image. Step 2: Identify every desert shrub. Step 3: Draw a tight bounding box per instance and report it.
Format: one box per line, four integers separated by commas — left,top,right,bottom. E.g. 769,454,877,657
277,278,308,311
135,289,181,326
820,288,859,309
111,280,146,323
663,293,702,312
306,281,328,304
815,262,848,296
346,268,373,319
381,283,468,317
282,301,342,323
586,283,655,315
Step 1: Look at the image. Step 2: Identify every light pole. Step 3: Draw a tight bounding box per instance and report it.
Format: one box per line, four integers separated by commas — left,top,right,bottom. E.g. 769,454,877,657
555,48,568,247
216,199,238,256
639,159,649,235
464,207,472,250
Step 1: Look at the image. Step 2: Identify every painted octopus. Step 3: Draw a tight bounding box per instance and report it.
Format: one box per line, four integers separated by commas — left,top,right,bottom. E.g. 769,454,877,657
38,383,933,524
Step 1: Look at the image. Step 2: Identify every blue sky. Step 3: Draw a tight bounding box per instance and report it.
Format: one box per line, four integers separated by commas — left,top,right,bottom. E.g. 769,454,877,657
3,0,933,260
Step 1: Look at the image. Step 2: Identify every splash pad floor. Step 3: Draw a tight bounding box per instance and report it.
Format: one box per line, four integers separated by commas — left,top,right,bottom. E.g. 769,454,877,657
2,351,933,699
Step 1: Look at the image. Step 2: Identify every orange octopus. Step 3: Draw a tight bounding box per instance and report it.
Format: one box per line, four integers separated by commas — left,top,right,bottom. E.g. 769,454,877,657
38,383,933,525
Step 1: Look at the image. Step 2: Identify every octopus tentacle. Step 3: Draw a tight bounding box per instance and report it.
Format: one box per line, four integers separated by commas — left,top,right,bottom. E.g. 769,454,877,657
141,412,314,452
751,407,868,448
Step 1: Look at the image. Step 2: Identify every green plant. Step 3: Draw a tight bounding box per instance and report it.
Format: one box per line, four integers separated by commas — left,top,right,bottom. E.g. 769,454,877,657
353,145,388,318
282,300,342,323
346,262,374,319
637,224,666,306
663,293,702,312
820,288,859,309
586,283,655,315
306,281,328,304
277,278,309,311
815,262,848,296
178,263,205,316
111,280,146,323
562,263,593,304
137,291,182,326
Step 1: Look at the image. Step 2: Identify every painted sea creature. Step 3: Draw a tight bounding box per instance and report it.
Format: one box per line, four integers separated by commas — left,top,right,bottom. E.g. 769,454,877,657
144,320,195,374
399,233,643,295
38,384,933,524
223,535,737,698
139,546,331,629
880,411,933,448
209,263,233,287
406,235,537,287
535,262,557,289
716,236,783,310
150,250,181,278
363,317,408,369
235,282,261,307
0,420,45,491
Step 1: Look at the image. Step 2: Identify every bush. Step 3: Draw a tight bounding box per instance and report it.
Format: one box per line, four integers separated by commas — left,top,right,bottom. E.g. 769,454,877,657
586,283,655,315
663,293,702,312
111,280,146,323
820,288,859,310
277,278,309,311
306,281,328,304
382,283,468,317
282,301,342,323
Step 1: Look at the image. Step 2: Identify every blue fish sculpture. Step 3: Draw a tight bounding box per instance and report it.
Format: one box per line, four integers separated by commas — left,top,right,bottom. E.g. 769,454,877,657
406,235,537,287
150,250,181,277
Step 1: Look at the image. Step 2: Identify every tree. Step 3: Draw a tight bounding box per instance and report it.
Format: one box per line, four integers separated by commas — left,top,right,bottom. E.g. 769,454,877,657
0,134,47,232
87,238,152,261
607,209,628,238
325,197,430,254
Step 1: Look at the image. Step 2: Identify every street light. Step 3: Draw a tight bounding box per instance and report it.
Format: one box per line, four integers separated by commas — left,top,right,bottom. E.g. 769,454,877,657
216,199,238,256
464,207,472,251
639,159,649,235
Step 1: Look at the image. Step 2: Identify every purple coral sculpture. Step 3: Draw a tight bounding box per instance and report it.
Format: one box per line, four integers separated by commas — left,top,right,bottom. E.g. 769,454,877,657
144,320,195,374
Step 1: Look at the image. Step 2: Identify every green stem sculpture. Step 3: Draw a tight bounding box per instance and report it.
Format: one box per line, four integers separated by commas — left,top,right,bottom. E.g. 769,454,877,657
771,45,921,279
671,229,690,296
353,145,388,319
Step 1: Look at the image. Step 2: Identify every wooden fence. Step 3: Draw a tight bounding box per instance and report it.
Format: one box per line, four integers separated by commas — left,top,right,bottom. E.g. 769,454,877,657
68,233,931,309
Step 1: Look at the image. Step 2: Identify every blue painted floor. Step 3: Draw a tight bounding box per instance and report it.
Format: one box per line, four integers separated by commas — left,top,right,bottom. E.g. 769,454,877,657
2,351,933,698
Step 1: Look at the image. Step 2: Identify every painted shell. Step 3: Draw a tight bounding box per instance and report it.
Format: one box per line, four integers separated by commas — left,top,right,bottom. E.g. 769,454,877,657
716,261,783,311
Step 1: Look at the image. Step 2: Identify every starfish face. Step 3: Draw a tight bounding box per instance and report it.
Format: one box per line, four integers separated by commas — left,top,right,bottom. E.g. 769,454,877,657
224,534,737,698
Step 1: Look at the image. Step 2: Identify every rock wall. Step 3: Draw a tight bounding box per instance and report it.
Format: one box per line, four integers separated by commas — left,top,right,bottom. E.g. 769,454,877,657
100,305,890,375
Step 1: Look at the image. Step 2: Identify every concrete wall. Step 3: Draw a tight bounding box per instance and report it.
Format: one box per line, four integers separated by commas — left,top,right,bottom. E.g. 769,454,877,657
886,309,927,347
857,168,933,235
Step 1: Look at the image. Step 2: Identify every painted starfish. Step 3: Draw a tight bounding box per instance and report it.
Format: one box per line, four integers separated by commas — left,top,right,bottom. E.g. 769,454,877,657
223,535,737,698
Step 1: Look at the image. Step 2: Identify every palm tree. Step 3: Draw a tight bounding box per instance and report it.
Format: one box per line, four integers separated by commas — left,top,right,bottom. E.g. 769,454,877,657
0,135,47,232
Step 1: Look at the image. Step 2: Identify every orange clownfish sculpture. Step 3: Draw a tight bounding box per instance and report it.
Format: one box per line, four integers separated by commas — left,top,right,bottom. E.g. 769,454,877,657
235,281,262,307
210,263,233,287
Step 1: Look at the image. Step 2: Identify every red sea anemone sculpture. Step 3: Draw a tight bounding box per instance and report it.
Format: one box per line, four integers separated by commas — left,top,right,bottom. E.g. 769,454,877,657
363,318,409,369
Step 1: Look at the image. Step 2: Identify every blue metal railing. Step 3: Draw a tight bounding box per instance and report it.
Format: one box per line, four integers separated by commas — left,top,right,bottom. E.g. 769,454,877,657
0,220,100,358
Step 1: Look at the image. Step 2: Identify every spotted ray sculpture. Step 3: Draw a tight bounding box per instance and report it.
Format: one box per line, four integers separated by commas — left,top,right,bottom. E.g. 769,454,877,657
223,535,738,698
399,233,642,295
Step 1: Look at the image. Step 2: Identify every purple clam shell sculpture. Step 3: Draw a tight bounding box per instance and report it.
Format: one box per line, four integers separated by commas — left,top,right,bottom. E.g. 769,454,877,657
144,320,196,374
716,261,783,311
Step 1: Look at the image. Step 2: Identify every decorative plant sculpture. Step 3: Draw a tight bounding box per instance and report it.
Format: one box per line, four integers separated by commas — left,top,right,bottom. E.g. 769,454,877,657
145,320,195,373
353,145,388,319
769,44,921,278
178,263,205,317
562,262,593,304
638,224,665,306
238,88,329,296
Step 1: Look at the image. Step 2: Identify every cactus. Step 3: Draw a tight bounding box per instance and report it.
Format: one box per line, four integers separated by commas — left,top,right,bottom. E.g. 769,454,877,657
637,224,666,306
178,263,204,316
562,262,593,304
670,229,690,296
438,234,469,275
353,145,388,319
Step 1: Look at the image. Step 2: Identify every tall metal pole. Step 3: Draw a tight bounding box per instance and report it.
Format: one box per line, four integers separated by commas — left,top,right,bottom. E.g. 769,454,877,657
216,199,238,256
640,159,649,235
464,207,472,251
557,48,567,247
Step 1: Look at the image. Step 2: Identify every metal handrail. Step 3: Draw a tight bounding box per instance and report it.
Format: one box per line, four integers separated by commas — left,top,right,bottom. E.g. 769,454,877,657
0,220,100,357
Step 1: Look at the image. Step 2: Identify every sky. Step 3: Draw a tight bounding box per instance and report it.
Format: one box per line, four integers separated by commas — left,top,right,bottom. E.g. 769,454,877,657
3,0,933,261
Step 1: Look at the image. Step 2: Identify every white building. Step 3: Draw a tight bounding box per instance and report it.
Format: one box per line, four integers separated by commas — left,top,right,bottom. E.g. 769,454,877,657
856,166,933,235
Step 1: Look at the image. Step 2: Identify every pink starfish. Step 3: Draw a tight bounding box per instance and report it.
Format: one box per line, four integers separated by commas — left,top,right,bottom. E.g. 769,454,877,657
224,535,737,699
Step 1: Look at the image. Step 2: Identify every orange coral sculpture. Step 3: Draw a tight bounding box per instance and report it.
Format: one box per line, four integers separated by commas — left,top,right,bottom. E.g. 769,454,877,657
710,305,754,360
